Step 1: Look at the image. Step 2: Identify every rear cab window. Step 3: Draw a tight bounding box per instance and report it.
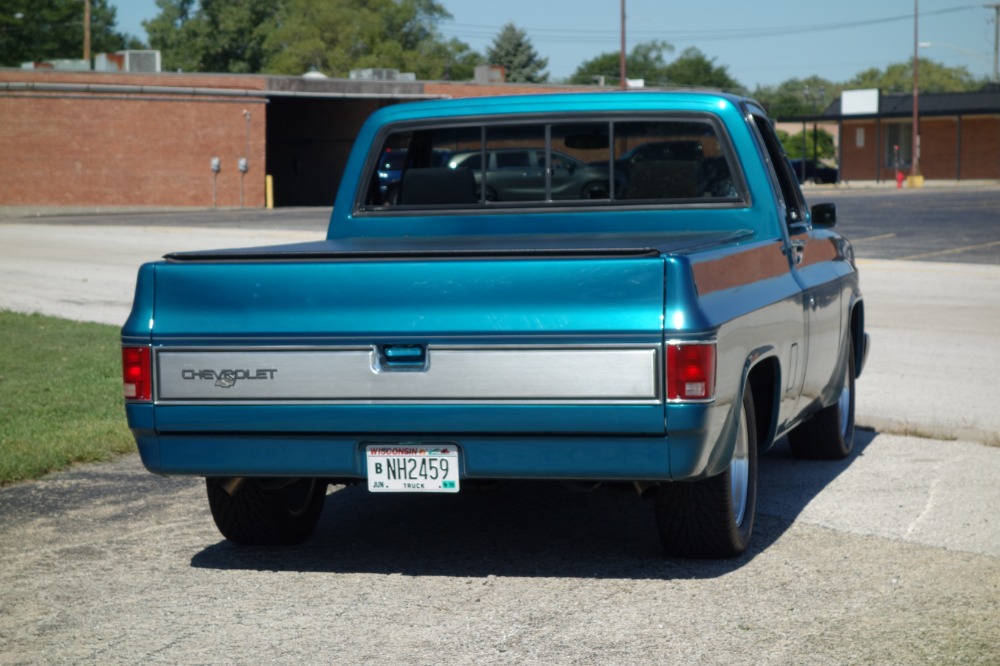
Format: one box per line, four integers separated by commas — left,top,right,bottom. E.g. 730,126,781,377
358,115,746,213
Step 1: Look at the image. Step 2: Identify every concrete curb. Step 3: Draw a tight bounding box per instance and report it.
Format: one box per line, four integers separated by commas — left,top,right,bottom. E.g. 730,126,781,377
0,206,249,219
802,179,1000,192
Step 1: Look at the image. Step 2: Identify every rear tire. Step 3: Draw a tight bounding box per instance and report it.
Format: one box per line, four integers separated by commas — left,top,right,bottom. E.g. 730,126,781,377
788,337,856,460
655,389,758,558
206,477,327,545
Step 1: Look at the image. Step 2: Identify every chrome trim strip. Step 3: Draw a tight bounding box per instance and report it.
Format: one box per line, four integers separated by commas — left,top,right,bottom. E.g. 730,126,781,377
665,397,716,405
148,333,656,344
151,398,663,406
154,345,661,404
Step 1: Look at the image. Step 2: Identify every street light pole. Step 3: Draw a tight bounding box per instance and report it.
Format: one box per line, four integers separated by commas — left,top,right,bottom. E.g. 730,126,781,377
989,3,1000,82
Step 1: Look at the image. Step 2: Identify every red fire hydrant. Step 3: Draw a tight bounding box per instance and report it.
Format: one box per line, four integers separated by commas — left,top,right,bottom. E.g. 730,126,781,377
896,170,905,189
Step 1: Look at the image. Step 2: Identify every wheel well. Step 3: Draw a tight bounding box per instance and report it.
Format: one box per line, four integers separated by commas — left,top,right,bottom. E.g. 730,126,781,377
850,300,865,378
746,357,780,451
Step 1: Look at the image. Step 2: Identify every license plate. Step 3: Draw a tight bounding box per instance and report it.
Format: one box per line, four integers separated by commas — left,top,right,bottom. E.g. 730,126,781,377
365,444,460,493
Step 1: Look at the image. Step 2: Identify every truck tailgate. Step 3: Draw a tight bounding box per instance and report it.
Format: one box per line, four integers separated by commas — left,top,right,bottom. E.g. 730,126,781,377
145,250,666,435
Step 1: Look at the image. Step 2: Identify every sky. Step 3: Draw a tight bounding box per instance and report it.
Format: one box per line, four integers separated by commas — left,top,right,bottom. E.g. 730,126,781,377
110,1,996,89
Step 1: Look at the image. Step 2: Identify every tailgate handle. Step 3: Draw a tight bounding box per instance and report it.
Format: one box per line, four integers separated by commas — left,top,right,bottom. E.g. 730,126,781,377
375,345,428,372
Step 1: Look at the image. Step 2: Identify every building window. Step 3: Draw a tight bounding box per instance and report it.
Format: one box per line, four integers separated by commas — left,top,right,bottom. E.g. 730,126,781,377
885,122,913,169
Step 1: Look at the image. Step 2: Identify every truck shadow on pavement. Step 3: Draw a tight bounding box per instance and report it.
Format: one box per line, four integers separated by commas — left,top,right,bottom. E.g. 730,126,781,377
190,430,877,579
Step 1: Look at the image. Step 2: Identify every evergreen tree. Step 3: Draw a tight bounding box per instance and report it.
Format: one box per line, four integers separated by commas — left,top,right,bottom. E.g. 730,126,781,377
486,22,548,83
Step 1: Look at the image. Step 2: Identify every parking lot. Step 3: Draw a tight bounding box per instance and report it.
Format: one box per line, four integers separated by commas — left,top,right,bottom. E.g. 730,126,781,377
1,188,999,664
818,187,1000,265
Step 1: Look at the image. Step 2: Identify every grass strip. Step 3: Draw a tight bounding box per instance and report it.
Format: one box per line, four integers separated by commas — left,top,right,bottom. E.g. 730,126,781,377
0,310,135,485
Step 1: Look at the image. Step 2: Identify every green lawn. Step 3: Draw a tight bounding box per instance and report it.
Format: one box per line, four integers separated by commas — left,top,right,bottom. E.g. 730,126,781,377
0,310,136,485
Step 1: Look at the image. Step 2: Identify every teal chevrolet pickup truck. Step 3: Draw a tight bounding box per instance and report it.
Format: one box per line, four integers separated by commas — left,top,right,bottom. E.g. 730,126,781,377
122,92,868,558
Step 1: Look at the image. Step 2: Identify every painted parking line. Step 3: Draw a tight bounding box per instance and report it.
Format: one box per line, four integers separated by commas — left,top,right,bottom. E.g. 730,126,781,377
851,233,897,243
898,239,1000,261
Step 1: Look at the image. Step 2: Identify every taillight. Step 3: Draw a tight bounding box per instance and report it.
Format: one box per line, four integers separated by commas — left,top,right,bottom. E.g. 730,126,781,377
666,342,716,401
122,346,152,401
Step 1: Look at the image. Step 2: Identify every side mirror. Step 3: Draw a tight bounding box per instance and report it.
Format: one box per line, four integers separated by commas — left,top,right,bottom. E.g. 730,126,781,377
811,202,837,228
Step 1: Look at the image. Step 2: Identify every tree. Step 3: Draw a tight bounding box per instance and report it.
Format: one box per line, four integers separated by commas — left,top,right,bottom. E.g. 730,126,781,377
752,76,840,119
143,0,197,72
145,0,280,74
569,40,672,86
569,43,744,92
846,58,987,94
263,0,467,79
663,47,745,94
777,127,835,161
0,0,135,66
195,0,280,74
415,37,484,81
486,22,548,83
146,0,473,78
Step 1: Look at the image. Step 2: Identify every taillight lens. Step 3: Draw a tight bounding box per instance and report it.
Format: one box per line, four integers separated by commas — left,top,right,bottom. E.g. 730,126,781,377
666,342,716,401
122,347,151,401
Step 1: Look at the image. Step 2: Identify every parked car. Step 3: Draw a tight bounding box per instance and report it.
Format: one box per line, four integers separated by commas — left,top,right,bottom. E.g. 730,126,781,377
376,148,407,197
603,140,738,199
447,148,621,201
789,159,838,184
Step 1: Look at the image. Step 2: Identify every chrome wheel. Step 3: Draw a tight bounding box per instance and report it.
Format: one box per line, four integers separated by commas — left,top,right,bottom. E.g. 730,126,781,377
730,404,750,528
837,382,854,440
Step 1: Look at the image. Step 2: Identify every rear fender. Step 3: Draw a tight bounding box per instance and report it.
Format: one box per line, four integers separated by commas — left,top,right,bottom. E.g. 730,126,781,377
668,346,779,479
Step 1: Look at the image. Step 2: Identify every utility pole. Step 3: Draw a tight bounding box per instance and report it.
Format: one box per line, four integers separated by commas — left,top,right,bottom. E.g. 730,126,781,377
83,0,91,64
987,3,1000,82
620,0,627,90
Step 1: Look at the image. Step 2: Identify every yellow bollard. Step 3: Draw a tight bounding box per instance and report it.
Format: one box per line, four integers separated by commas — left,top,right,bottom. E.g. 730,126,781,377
266,174,274,209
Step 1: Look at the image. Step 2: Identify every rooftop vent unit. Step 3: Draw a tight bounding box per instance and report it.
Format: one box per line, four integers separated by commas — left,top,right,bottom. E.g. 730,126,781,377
349,68,416,82
474,65,506,84
95,50,162,73
21,59,89,71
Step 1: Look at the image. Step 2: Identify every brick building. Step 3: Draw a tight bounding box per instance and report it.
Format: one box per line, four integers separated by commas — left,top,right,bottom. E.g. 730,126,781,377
0,69,589,209
796,86,1000,183
8,70,996,209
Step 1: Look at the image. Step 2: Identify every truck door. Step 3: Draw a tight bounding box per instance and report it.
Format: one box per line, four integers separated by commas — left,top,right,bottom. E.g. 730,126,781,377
751,112,845,408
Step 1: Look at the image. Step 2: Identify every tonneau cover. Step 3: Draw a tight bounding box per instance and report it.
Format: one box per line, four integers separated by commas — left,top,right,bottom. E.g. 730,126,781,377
163,230,751,262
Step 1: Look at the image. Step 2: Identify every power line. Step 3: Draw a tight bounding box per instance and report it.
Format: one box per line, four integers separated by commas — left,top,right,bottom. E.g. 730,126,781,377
441,5,980,46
